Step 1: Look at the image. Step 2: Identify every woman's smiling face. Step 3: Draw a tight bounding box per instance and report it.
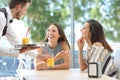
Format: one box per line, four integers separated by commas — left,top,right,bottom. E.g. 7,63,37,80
46,24,61,42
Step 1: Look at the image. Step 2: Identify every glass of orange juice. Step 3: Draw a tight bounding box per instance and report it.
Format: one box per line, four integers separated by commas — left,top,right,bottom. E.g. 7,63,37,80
47,53,54,67
22,38,29,45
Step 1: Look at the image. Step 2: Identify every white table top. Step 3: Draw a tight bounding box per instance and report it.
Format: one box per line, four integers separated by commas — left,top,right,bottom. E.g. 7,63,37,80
20,69,117,80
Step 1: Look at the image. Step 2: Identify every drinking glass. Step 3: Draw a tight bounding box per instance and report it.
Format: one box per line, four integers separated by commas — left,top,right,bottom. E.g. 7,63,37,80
22,38,29,45
47,53,54,67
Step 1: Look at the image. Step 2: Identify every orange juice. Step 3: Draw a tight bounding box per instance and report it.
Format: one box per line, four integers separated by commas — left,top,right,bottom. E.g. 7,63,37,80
47,57,54,67
22,38,29,45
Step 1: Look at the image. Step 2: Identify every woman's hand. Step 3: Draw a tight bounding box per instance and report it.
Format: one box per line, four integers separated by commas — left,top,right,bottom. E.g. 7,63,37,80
77,37,85,51
35,61,48,70
37,54,47,61
54,50,69,61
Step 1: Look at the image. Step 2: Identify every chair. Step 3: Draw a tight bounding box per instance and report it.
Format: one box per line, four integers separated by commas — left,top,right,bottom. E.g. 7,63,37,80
16,54,34,79
114,48,120,79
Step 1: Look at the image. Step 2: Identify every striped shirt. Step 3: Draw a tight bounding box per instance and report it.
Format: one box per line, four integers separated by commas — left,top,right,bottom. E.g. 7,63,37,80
84,45,116,78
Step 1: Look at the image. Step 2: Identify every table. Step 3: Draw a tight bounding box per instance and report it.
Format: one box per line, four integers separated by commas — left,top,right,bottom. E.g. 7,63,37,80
20,69,117,80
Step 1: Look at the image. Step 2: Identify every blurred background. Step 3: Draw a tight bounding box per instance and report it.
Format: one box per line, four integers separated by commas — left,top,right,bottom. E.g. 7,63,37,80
0,0,120,77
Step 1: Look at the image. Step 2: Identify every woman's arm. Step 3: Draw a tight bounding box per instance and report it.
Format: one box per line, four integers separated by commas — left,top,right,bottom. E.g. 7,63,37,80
50,41,71,70
78,42,103,71
78,49,88,71
34,58,47,70
34,47,47,70
77,37,88,71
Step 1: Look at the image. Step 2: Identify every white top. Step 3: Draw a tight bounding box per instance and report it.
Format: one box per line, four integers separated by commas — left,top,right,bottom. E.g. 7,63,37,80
0,7,38,58
85,46,116,77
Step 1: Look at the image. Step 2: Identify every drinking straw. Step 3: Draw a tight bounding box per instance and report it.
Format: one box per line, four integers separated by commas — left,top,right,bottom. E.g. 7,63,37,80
46,51,49,55
46,51,51,58
25,27,30,38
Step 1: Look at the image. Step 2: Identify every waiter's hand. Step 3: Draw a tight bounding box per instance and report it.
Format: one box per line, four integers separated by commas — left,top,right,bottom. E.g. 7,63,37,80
19,47,40,53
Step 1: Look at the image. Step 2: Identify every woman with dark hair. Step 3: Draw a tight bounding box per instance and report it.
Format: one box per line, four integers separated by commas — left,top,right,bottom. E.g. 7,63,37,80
77,19,116,78
34,23,71,70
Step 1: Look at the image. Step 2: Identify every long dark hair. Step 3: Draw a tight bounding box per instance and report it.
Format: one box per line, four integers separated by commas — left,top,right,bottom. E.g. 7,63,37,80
87,19,113,53
9,0,31,9
43,22,70,49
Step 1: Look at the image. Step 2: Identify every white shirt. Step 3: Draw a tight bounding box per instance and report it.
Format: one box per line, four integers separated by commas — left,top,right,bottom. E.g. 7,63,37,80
0,7,38,58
